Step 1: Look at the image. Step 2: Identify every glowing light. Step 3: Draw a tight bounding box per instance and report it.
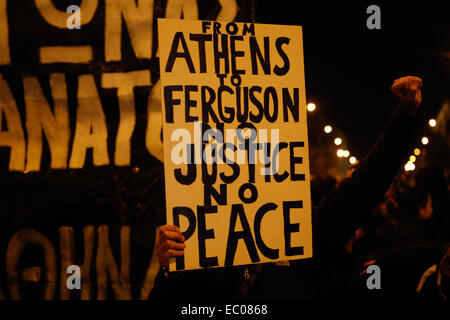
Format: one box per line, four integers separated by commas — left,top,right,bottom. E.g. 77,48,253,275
324,125,332,133
343,150,350,158
404,161,416,172
337,149,345,158
349,156,357,164
414,148,421,156
409,155,416,162
334,137,342,146
421,137,429,145
428,119,436,127
307,103,316,112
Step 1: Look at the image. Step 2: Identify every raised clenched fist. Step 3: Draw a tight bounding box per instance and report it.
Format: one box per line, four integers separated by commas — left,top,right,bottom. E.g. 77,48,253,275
391,76,423,113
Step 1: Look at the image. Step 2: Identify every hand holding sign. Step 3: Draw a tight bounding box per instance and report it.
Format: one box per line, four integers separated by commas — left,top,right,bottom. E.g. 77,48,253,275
156,225,185,268
391,76,423,113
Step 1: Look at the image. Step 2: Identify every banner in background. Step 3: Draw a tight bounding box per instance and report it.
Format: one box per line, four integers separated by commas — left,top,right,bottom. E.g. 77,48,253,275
0,0,254,300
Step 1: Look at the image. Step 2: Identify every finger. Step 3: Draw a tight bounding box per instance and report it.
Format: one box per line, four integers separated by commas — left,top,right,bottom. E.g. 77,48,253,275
159,225,185,242
156,240,186,252
167,249,185,257
159,224,181,233
394,79,417,97
392,76,422,91
157,240,186,255
160,230,185,243
401,76,423,91
393,76,408,85
392,82,408,96
399,75,421,83
410,78,422,91
417,78,423,89
415,90,422,105
392,78,407,89
407,76,422,86
161,249,185,266
161,239,186,251
157,246,185,267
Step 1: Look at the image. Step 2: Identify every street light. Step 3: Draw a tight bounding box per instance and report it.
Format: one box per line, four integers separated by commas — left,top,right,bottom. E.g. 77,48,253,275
404,162,415,171
334,137,342,146
307,103,316,112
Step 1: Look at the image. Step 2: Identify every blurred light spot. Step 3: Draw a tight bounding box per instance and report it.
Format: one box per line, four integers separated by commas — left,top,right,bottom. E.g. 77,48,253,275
404,162,416,171
307,103,316,112
334,137,342,145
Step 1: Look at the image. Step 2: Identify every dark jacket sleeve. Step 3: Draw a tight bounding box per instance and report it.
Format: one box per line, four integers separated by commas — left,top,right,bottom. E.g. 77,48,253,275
149,265,246,299
313,103,424,262
148,267,179,299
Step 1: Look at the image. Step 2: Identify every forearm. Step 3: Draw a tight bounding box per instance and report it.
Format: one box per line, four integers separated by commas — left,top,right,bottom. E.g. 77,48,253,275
350,103,423,198
315,103,424,256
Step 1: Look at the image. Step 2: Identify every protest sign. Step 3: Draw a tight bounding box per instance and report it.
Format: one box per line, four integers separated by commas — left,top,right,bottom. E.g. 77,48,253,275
158,18,313,271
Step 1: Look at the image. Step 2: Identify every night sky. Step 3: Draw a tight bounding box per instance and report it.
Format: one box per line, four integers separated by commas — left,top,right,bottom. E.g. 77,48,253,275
255,2,449,158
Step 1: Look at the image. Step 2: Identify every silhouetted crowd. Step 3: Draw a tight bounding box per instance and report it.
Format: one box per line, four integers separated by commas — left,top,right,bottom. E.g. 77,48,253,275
311,164,450,299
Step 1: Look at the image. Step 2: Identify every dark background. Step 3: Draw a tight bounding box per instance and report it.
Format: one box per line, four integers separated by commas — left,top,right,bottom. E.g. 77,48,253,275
255,1,449,159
